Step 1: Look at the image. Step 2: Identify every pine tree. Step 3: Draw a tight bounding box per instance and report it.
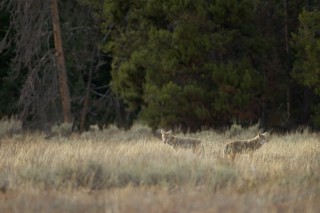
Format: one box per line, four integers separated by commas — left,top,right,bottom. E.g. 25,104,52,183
291,9,320,128
101,0,265,131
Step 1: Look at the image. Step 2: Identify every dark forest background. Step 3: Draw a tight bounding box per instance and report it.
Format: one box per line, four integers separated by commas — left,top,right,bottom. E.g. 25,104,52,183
0,0,320,133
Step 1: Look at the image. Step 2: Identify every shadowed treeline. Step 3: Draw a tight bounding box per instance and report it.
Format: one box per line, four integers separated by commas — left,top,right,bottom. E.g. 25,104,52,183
1,1,320,133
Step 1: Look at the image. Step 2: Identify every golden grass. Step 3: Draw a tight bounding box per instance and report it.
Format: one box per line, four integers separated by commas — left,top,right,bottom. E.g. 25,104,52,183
0,121,319,212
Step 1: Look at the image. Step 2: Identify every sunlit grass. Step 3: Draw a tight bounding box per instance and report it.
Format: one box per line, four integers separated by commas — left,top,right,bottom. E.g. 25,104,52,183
0,119,319,212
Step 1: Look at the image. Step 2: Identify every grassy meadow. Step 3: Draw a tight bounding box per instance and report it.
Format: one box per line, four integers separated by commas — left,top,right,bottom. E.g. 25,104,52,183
0,118,319,213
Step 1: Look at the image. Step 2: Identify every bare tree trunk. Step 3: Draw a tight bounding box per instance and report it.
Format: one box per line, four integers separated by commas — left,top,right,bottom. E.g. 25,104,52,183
284,0,291,124
51,0,72,123
79,67,93,133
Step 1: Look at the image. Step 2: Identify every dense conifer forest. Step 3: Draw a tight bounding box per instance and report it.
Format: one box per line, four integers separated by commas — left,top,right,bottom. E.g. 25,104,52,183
1,0,320,132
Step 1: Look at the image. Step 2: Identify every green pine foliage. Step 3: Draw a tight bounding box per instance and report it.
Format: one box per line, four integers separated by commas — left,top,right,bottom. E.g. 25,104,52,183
291,9,320,94
2,0,320,131
102,0,264,131
291,9,320,128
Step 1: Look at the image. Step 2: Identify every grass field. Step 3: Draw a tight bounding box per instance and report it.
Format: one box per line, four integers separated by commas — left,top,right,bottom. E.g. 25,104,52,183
0,118,319,213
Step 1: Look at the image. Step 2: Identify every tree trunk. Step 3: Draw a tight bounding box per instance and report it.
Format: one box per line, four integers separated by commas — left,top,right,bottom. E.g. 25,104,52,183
51,0,72,123
284,0,291,125
79,67,93,133
302,88,312,124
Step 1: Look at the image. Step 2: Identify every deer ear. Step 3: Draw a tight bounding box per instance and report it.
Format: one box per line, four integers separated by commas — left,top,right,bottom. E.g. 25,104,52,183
168,130,172,134
261,132,268,136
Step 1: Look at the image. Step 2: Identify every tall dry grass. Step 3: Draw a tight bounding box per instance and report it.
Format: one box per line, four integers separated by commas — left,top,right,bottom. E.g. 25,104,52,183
0,118,319,212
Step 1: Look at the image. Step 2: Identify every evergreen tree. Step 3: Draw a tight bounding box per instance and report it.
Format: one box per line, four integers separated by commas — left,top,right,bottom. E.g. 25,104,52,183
101,0,265,131
2,0,320,132
291,9,320,128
